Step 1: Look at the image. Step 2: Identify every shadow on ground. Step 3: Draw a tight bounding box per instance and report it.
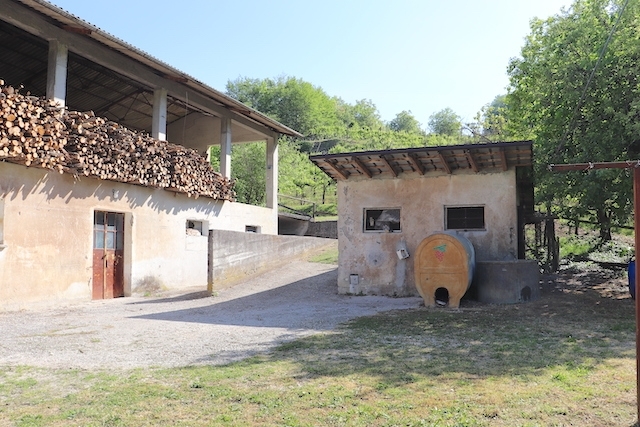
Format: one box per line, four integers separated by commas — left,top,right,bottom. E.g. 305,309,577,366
130,269,420,331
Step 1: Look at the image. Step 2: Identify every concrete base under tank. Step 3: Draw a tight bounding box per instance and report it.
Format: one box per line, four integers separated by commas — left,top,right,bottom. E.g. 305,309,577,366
474,260,540,304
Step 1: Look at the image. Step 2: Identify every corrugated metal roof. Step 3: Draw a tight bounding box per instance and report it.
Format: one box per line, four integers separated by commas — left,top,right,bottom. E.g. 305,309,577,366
309,141,534,181
11,0,302,138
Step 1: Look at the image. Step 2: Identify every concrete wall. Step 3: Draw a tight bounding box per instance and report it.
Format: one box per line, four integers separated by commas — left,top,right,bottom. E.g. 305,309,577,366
474,260,540,304
306,220,338,239
209,230,335,290
337,170,518,296
0,162,277,310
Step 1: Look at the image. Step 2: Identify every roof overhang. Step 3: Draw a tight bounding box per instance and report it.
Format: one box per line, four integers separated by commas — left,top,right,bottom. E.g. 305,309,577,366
309,141,534,181
9,0,302,139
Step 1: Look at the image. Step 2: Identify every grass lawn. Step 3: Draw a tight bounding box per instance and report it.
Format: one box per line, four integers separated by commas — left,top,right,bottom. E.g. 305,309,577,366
0,266,637,426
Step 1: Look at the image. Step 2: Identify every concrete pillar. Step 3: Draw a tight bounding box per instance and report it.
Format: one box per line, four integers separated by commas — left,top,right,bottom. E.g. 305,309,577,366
46,40,68,107
266,137,278,209
219,117,232,179
152,88,167,141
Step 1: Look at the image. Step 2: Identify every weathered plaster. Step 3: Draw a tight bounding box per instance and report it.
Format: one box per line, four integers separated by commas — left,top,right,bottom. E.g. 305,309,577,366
0,162,277,310
337,170,518,296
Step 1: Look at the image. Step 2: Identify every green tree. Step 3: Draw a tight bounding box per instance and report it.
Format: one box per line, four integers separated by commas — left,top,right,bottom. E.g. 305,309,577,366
507,0,640,240
472,95,513,141
229,142,267,205
226,76,342,138
428,108,462,137
388,110,425,135
335,98,384,130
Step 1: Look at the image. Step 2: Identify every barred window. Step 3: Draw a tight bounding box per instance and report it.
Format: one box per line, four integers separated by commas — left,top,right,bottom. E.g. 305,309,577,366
446,206,485,230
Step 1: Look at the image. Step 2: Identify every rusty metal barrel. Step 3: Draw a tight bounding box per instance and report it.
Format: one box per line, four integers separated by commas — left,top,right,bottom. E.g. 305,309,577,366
414,232,475,308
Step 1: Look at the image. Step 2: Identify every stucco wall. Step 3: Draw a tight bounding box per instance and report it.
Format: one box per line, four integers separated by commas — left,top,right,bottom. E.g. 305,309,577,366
0,162,277,310
337,170,518,296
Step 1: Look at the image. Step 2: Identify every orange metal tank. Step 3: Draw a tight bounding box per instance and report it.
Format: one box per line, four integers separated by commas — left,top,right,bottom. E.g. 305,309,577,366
414,232,475,308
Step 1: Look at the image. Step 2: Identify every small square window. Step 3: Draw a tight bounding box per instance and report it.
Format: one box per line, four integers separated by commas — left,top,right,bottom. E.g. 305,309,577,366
446,206,485,230
364,208,401,232
187,220,204,236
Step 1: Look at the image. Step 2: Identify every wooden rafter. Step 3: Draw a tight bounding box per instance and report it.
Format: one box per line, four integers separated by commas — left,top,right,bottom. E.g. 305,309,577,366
308,141,533,181
407,153,425,175
499,148,508,171
380,155,398,177
352,156,372,178
437,152,451,174
465,150,479,173
323,159,349,180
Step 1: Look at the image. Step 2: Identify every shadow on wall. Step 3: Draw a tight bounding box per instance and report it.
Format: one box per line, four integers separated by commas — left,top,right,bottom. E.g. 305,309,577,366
1,164,224,215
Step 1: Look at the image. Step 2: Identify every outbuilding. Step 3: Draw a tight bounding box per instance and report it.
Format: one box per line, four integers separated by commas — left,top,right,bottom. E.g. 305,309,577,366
310,141,537,304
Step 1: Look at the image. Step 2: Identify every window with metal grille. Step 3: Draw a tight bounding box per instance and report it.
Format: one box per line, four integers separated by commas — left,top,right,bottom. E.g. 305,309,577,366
445,206,485,230
364,208,401,232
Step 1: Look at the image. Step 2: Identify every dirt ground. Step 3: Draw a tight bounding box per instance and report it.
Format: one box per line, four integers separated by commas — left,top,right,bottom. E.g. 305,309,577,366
0,261,422,370
0,256,632,371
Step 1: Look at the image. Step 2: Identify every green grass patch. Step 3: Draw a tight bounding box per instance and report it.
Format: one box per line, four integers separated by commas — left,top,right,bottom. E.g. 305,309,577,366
308,245,339,264
559,235,595,259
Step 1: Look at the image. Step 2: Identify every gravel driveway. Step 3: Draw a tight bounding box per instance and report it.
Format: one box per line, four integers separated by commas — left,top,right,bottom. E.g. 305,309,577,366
0,262,422,369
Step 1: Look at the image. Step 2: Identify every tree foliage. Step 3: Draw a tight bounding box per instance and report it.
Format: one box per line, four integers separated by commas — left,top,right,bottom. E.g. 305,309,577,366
226,76,342,138
336,98,384,130
470,95,513,141
506,0,640,239
428,108,462,136
230,142,267,205
389,110,425,135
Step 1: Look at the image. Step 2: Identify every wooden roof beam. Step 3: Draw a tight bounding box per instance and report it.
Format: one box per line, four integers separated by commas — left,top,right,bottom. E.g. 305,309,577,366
352,156,372,178
437,152,451,174
323,159,349,180
499,148,508,171
407,153,425,175
466,150,479,173
380,155,398,177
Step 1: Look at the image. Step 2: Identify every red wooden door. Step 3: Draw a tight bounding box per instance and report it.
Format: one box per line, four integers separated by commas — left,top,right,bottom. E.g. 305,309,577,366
92,211,124,299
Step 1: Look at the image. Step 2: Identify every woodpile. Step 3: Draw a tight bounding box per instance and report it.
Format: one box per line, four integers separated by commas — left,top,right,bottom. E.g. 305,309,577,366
0,82,234,201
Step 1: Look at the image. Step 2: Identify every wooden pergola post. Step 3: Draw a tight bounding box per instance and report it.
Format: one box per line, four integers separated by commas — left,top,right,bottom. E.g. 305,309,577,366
550,161,640,423
634,167,640,424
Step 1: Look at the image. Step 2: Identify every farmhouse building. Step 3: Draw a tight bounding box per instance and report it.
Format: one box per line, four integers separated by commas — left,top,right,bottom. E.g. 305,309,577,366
0,0,301,309
310,141,536,301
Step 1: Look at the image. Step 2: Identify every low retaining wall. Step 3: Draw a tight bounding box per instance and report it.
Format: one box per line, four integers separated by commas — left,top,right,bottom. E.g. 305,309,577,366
208,230,336,291
305,220,337,239
473,260,540,304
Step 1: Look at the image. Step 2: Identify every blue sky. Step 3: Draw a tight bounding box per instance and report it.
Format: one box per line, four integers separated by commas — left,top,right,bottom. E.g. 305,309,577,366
50,0,572,130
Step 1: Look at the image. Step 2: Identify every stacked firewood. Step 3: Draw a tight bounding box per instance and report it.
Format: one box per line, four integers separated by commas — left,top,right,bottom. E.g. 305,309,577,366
0,82,234,201
0,84,68,169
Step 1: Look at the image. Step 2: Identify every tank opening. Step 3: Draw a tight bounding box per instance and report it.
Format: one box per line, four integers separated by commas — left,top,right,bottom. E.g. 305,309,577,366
520,286,532,302
435,287,449,307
